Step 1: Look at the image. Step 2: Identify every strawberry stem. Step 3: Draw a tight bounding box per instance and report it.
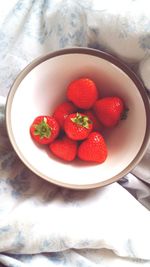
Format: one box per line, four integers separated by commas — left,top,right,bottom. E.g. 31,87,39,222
34,117,51,139
71,113,91,129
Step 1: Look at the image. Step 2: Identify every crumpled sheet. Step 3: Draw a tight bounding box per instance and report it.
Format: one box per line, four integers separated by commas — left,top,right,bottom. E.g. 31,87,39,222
0,0,150,266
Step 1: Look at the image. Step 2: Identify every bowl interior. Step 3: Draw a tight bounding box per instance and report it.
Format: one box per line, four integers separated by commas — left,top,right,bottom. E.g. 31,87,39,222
8,52,147,188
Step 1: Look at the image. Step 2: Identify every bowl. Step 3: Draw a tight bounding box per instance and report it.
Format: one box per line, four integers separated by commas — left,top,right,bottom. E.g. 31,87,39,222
6,48,150,189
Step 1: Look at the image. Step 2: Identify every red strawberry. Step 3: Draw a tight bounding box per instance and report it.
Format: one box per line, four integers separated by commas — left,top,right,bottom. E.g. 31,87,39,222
64,112,93,140
78,132,107,163
67,78,99,109
53,101,77,128
93,97,124,127
84,110,102,132
30,116,60,144
49,136,78,161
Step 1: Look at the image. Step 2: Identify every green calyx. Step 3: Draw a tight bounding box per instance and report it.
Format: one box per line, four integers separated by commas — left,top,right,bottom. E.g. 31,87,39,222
71,113,91,129
121,108,129,120
34,117,51,139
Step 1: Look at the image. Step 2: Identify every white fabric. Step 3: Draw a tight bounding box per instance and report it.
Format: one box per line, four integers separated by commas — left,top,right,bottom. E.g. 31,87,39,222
0,0,150,266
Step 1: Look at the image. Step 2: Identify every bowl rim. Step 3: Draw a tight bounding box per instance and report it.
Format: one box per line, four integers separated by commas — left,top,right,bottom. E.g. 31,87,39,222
5,47,150,189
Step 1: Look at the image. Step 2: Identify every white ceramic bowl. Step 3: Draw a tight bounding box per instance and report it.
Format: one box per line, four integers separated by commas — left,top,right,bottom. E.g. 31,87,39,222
6,48,150,189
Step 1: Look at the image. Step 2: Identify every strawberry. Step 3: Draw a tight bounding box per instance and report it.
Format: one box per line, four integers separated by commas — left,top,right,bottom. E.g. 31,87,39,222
78,132,107,163
84,110,102,132
53,101,77,128
30,116,60,144
64,112,93,140
67,78,99,109
93,97,124,127
49,136,78,161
